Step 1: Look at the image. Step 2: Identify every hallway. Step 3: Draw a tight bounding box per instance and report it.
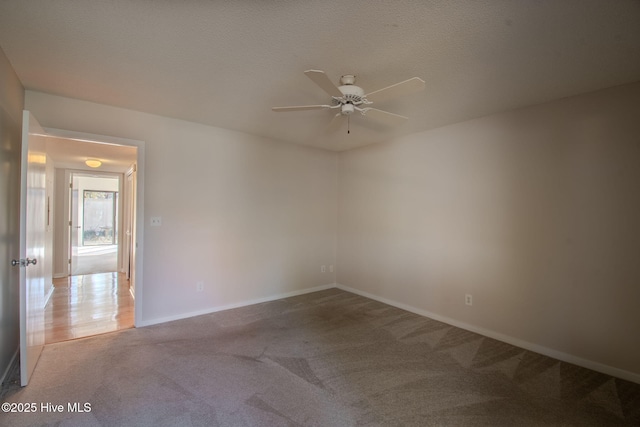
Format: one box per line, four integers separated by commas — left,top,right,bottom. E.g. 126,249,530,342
72,244,118,275
45,273,134,344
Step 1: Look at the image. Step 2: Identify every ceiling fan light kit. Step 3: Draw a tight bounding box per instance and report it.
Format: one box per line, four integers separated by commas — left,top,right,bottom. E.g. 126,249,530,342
341,103,355,115
272,70,425,133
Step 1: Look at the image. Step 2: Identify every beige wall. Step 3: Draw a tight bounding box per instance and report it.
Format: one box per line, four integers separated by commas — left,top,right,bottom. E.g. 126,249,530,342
25,91,339,324
337,82,640,381
0,47,24,382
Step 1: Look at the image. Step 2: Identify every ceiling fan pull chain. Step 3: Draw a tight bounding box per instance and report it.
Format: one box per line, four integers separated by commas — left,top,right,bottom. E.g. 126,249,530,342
347,115,350,134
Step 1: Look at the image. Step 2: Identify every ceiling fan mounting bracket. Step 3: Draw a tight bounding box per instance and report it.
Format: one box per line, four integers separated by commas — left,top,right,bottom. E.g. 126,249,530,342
340,75,356,85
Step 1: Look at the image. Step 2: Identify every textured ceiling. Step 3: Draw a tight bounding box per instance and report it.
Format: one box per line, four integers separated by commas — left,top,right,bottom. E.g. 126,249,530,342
1,1,639,152
44,136,137,173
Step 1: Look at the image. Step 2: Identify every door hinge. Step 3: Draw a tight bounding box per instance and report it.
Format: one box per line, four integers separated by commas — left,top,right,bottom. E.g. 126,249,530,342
68,258,71,264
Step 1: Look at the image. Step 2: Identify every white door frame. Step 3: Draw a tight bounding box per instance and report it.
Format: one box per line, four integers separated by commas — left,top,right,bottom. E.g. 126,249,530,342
43,127,145,327
123,165,136,293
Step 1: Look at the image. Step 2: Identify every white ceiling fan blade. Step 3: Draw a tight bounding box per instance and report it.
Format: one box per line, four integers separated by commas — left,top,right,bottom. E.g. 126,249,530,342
325,112,344,133
364,77,425,104
304,70,343,98
272,105,331,112
362,108,408,127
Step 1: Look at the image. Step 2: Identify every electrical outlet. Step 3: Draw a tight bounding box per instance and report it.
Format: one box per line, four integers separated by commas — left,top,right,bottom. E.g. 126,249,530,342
465,294,473,306
150,216,162,226
196,281,204,292
321,265,326,273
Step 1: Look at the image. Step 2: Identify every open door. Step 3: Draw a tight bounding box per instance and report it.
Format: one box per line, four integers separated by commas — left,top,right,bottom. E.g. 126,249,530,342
17,111,47,386
123,165,136,289
70,173,79,274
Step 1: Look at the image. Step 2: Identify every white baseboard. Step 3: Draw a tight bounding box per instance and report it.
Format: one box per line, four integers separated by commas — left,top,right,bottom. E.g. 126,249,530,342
335,283,640,385
0,347,19,386
138,283,336,328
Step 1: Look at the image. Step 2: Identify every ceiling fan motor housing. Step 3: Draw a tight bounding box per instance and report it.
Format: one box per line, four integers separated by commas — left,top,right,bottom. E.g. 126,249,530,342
338,84,364,98
337,83,365,114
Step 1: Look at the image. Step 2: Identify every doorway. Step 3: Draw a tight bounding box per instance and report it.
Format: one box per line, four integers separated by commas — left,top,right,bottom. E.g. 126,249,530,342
70,174,119,276
44,133,140,344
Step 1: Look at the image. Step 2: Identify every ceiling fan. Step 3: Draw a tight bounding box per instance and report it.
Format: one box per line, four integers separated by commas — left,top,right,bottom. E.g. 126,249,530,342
272,70,425,132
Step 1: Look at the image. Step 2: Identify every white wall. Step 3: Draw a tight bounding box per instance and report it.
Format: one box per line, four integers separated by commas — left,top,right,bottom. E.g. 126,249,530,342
25,91,339,324
0,46,23,383
337,82,640,381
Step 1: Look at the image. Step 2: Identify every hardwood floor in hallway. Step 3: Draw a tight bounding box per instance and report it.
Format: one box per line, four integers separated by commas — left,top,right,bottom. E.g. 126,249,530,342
45,272,134,344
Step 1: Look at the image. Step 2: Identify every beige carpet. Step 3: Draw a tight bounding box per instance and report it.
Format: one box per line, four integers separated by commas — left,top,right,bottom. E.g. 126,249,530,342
2,288,639,426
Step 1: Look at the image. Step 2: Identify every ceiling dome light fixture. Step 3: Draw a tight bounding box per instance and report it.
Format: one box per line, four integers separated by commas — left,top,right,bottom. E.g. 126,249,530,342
85,159,102,168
